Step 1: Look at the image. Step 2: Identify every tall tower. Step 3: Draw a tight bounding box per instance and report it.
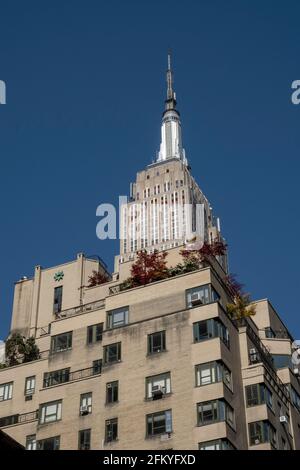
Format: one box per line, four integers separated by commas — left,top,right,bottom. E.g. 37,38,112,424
120,55,226,271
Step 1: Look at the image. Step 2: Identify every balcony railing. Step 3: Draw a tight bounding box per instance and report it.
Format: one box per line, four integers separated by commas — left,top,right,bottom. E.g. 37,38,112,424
55,299,105,319
43,364,102,388
0,410,38,428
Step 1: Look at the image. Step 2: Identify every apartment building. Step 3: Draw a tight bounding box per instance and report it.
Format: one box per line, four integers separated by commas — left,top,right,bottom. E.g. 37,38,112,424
0,56,299,450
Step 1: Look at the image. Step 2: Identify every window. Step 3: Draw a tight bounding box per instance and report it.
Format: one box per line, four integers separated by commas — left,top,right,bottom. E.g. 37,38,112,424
146,372,171,399
50,331,72,353
0,382,13,401
43,368,70,388
25,376,36,396
26,434,37,450
199,439,235,450
249,420,277,447
146,410,172,437
195,361,232,390
0,414,19,427
53,286,63,314
104,343,121,364
93,359,102,375
78,429,91,450
87,323,103,344
80,392,92,414
265,327,276,338
272,354,292,369
148,331,166,354
290,385,300,411
106,381,119,404
197,399,234,428
105,418,118,443
39,400,62,424
246,383,273,409
193,318,229,347
186,284,220,308
107,307,129,329
37,436,60,450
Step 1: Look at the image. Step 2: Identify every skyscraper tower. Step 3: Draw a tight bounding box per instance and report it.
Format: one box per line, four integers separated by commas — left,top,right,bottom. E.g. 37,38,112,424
119,54,227,272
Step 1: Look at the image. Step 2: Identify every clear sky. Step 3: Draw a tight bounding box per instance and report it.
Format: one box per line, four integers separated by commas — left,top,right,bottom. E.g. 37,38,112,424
0,0,299,339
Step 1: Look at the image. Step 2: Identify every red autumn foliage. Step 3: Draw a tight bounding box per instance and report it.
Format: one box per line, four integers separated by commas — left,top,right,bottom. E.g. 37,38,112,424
224,273,244,298
181,240,227,266
88,270,110,287
130,250,169,286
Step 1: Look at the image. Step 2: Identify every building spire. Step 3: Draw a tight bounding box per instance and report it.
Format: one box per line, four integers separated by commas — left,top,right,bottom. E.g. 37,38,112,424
165,52,176,110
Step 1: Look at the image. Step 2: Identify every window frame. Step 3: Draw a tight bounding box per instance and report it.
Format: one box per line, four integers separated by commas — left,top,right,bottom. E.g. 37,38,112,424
24,376,36,396
26,434,37,450
37,436,60,450
0,382,13,401
105,418,118,443
197,399,235,429
106,381,119,404
195,361,232,391
80,392,92,414
146,372,171,399
43,368,70,388
249,420,277,447
193,318,230,348
186,284,220,309
148,330,166,355
245,383,273,410
146,409,172,437
78,429,91,450
87,323,103,344
39,400,62,425
50,331,72,354
107,307,129,329
53,286,63,314
104,342,122,365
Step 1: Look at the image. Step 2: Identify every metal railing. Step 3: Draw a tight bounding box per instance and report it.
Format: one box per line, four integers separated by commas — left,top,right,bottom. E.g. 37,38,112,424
0,410,38,428
43,364,102,388
55,299,105,319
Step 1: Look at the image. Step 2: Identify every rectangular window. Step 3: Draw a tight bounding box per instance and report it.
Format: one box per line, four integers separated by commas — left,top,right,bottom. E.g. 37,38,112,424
290,385,300,411
104,343,121,365
26,434,37,450
0,414,19,427
186,284,220,308
78,429,91,450
249,420,277,447
265,327,276,338
80,392,92,415
39,400,62,424
199,439,235,450
106,381,119,404
53,286,63,314
193,318,229,347
92,359,102,375
25,376,36,396
50,331,72,353
272,354,292,369
105,418,118,443
246,383,273,409
195,361,232,390
148,331,166,354
146,372,171,399
146,410,172,437
197,399,234,428
0,382,13,401
37,436,60,450
87,323,103,344
107,307,129,329
43,368,70,388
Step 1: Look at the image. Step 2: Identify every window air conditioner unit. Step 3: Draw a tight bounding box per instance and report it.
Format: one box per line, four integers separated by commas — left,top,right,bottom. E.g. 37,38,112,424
160,433,172,441
190,293,203,306
249,348,259,363
280,416,287,423
293,367,299,376
80,405,89,416
25,394,33,401
254,439,260,445
152,385,165,399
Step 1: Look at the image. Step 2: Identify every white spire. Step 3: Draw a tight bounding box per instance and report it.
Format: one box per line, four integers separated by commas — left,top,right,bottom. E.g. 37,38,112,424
157,53,187,164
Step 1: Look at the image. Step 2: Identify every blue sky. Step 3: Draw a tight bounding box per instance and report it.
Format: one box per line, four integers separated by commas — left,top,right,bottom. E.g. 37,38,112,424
0,0,299,339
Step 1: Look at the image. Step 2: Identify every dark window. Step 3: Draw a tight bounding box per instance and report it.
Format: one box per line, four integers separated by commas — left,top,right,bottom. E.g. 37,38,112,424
246,383,273,409
43,368,70,388
53,286,63,314
197,399,234,428
186,284,220,308
148,331,166,354
193,318,229,347
26,434,37,450
50,332,72,353
37,436,60,450
105,418,118,442
265,327,275,338
87,323,103,344
78,429,91,450
92,359,102,375
272,354,292,369
199,439,235,450
146,410,172,437
106,381,119,404
0,414,19,427
249,420,277,447
107,307,129,329
104,343,121,364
